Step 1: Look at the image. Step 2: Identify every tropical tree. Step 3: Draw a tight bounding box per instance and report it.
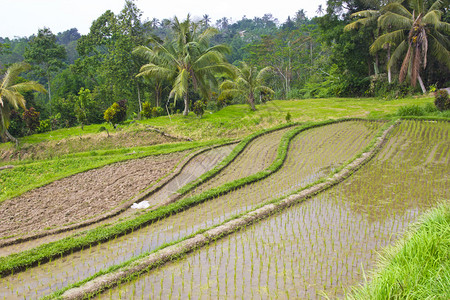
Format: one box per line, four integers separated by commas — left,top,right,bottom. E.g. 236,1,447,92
134,15,234,116
24,27,66,112
369,0,450,93
0,62,46,145
219,62,274,111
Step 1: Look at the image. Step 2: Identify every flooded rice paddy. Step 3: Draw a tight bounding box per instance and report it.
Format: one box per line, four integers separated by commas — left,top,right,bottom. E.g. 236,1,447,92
96,120,449,299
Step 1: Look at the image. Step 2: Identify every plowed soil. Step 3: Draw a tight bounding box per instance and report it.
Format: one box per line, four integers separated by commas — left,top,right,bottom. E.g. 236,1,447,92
0,151,188,239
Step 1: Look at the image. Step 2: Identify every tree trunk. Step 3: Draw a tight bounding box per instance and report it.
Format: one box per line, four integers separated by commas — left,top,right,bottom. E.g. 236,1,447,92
248,92,256,111
183,93,189,116
156,82,161,107
4,129,19,148
47,75,52,115
136,81,142,114
387,43,392,84
374,53,379,75
418,74,426,94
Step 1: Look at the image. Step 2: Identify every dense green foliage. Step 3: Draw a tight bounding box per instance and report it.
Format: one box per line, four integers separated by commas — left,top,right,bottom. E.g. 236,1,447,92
435,90,450,111
0,0,448,142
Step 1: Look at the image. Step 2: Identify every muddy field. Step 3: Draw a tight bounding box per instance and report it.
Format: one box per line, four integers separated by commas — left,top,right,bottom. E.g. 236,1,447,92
0,151,188,240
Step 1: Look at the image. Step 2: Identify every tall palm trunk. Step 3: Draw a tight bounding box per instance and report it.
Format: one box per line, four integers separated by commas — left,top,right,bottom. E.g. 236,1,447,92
248,91,256,111
0,112,18,147
418,75,426,94
387,43,392,83
183,92,189,116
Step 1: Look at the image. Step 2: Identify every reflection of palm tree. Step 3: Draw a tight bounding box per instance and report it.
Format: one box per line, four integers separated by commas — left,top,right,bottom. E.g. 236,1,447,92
0,62,45,146
135,16,234,116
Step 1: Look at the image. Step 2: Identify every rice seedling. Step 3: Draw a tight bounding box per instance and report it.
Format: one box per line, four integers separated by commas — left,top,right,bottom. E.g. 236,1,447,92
93,120,448,299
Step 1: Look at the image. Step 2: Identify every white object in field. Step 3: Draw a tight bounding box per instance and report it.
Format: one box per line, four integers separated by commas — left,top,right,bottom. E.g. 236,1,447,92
131,201,150,209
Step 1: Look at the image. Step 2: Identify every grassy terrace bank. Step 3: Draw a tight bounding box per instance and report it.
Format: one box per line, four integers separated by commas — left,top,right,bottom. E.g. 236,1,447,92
349,202,450,300
1,96,434,148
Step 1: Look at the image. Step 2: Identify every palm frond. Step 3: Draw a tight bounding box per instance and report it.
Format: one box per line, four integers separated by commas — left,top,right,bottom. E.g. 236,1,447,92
370,30,406,54
197,64,235,79
137,63,175,79
423,10,442,25
13,81,46,94
435,20,450,35
132,46,155,61
378,11,412,30
0,89,26,109
429,0,445,11
381,2,412,18
428,33,450,69
1,62,31,90
170,68,189,100
205,44,231,55
344,16,378,31
198,27,218,46
429,28,450,49
219,80,237,90
350,10,380,18
388,40,408,69
255,67,274,83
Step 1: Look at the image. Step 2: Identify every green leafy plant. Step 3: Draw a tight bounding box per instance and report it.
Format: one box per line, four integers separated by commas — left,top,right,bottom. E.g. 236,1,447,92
434,90,450,111
141,101,152,119
22,107,40,134
104,99,128,126
193,100,207,118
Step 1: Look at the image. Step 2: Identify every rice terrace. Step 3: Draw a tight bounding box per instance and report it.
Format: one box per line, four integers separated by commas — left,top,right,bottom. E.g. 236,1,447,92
1,0,450,299
0,97,448,300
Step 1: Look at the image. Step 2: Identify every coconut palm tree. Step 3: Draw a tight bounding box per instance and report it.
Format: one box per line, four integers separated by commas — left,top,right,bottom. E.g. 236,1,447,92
0,62,46,146
134,15,234,116
370,0,450,93
219,62,274,111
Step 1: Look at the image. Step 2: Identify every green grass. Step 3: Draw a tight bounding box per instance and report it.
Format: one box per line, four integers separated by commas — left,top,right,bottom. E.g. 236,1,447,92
348,202,450,300
0,96,433,149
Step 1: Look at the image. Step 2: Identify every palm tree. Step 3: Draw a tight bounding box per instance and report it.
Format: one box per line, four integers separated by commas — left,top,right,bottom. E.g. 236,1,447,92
0,62,46,146
134,15,234,116
219,62,274,111
370,0,450,93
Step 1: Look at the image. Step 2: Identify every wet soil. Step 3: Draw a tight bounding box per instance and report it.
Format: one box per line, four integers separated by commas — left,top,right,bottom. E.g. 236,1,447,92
0,151,188,240
96,121,449,300
0,121,384,299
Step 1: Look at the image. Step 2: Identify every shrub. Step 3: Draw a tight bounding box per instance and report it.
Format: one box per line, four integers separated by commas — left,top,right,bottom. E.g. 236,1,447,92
141,101,152,119
396,105,425,116
285,112,292,123
104,99,127,126
37,119,52,133
22,107,40,134
151,106,164,118
8,110,25,137
434,90,450,111
193,100,206,118
217,93,233,108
